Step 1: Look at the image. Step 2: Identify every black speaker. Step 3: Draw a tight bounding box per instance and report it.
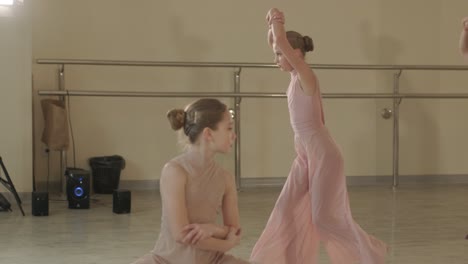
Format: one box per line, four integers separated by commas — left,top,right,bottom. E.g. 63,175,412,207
113,189,131,214
65,168,90,209
32,191,49,216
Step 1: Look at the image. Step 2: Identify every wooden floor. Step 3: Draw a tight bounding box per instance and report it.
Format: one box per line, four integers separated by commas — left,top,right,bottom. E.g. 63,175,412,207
1,184,467,263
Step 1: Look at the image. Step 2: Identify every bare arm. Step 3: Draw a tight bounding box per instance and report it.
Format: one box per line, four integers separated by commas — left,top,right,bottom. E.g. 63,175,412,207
160,162,190,242
222,171,241,230
190,233,238,253
268,8,319,96
183,223,229,240
268,27,274,47
460,17,468,58
205,224,229,239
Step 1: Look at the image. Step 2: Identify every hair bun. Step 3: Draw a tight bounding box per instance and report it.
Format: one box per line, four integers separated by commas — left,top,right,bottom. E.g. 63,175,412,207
303,36,314,52
167,109,185,130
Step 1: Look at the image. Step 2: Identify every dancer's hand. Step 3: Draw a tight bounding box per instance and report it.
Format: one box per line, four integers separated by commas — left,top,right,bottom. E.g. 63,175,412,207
266,8,285,27
181,224,214,244
226,226,242,247
463,17,468,31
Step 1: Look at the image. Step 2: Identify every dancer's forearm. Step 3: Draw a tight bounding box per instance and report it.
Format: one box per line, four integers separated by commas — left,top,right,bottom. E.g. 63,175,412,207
191,237,235,253
207,223,229,239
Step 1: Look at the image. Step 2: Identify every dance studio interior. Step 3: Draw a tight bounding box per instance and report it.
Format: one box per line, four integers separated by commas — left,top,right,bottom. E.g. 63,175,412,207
1,1,468,263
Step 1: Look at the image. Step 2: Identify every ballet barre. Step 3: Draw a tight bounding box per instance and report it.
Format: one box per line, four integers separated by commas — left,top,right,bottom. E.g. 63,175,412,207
37,90,468,99
36,59,468,71
35,59,468,191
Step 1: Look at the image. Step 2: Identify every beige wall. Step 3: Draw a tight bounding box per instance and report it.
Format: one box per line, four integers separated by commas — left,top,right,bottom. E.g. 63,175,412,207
0,2,32,193
26,0,468,192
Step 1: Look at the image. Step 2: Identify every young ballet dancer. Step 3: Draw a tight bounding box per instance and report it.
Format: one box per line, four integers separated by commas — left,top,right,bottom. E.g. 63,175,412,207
132,98,250,264
250,8,388,264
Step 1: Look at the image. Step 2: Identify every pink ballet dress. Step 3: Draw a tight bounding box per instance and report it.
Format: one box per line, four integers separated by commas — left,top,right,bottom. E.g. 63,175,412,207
250,71,387,264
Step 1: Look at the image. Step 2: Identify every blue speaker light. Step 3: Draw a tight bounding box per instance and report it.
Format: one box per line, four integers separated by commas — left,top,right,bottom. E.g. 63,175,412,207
74,187,84,197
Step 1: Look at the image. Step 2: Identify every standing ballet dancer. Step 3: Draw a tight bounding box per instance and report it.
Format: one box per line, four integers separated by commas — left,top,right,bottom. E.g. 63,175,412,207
250,8,388,264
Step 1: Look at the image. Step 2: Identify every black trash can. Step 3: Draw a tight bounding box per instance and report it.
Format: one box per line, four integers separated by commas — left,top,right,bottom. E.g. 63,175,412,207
89,155,125,194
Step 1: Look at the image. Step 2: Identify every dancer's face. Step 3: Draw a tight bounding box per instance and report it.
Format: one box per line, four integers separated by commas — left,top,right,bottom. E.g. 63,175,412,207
273,42,293,72
207,111,236,153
